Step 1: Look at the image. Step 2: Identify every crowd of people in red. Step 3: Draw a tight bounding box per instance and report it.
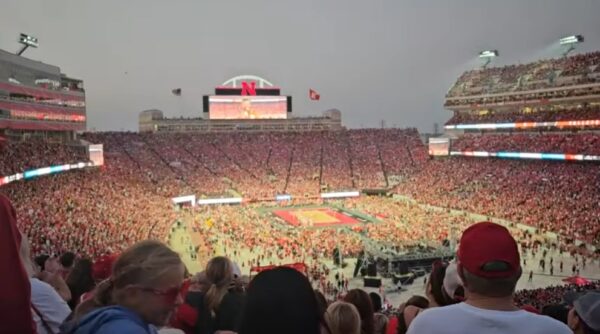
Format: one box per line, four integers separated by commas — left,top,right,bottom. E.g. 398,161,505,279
398,157,600,245
0,127,599,334
82,129,427,199
445,105,600,126
452,132,600,155
515,282,600,311
1,126,599,334
5,193,600,334
0,138,87,176
1,127,598,262
0,136,176,259
183,197,480,275
0,129,428,261
446,51,600,98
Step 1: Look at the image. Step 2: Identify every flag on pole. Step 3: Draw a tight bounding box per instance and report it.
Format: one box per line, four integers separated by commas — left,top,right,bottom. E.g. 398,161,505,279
309,89,320,101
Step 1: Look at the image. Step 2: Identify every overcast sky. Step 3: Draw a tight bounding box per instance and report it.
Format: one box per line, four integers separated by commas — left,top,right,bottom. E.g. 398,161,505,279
1,0,599,132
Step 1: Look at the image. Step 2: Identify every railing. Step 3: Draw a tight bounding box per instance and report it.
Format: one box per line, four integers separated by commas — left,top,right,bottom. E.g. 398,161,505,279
0,81,85,101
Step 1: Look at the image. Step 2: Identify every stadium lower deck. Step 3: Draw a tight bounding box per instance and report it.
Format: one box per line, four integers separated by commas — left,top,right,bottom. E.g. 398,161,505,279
2,130,600,311
166,197,600,305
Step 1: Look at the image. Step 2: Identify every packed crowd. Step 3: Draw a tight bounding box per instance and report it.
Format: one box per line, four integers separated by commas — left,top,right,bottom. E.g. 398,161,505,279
444,85,600,108
515,281,600,311
0,129,426,267
7,133,397,280
82,129,427,198
2,155,175,259
452,132,600,155
1,129,599,334
398,157,600,245
446,51,600,98
445,105,600,126
1,128,599,262
6,193,600,334
0,138,88,176
1,131,599,334
182,197,485,271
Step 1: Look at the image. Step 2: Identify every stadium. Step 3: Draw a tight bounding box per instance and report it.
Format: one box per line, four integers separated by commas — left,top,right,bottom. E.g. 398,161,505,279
1,5,600,334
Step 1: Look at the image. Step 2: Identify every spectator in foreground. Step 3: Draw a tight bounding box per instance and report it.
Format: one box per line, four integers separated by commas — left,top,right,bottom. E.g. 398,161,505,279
62,240,185,334
386,295,429,334
405,295,429,309
344,289,375,334
442,261,464,303
369,292,388,334
91,254,119,284
35,254,50,272
407,222,572,334
239,267,324,334
60,251,77,278
0,194,36,334
568,292,600,334
20,232,71,334
66,258,96,309
193,256,244,333
189,271,209,292
387,305,423,334
541,304,569,325
325,301,361,334
425,259,463,308
76,254,119,305
38,256,73,302
425,260,452,307
315,290,329,317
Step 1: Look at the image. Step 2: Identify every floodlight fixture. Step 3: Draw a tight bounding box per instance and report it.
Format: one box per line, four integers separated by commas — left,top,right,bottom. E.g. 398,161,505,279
17,33,38,56
559,35,584,45
479,50,498,68
559,35,584,57
479,50,499,58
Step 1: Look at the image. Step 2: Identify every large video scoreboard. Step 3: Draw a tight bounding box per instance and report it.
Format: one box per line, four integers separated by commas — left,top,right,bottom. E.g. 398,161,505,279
428,137,450,156
207,96,289,120
203,79,292,120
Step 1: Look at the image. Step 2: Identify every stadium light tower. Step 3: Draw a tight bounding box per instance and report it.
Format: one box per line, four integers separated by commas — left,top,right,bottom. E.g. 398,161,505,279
559,35,584,57
16,33,39,56
479,50,498,68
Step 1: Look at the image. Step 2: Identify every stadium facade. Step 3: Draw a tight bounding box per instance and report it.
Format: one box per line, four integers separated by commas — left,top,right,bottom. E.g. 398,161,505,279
428,51,600,157
139,75,343,133
0,48,86,140
444,52,600,132
139,108,343,133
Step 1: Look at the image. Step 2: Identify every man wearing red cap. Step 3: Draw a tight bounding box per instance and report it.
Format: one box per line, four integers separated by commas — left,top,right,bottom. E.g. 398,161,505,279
407,222,571,334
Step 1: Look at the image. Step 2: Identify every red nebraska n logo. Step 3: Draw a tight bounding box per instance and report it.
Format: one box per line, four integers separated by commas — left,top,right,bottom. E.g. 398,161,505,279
241,82,257,96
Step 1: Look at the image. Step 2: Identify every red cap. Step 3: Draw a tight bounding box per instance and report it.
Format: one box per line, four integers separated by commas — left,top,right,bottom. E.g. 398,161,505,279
457,222,520,279
92,254,118,281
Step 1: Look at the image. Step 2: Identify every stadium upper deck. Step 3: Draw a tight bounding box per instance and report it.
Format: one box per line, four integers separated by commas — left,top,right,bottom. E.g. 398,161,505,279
443,51,600,132
0,48,86,138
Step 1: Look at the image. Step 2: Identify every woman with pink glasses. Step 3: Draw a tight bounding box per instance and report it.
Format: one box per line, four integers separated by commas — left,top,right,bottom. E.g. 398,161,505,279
62,240,185,334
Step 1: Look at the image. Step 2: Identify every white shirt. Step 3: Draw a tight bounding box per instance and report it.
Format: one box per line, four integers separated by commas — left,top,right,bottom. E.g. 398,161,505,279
31,278,72,334
407,302,572,334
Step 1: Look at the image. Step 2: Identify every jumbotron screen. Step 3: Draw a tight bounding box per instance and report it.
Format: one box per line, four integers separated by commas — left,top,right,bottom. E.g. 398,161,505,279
208,96,288,120
428,137,450,156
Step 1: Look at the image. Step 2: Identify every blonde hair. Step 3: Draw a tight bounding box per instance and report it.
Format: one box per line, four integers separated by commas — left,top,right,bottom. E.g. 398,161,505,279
374,313,389,334
74,240,182,319
325,301,361,334
204,256,233,317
